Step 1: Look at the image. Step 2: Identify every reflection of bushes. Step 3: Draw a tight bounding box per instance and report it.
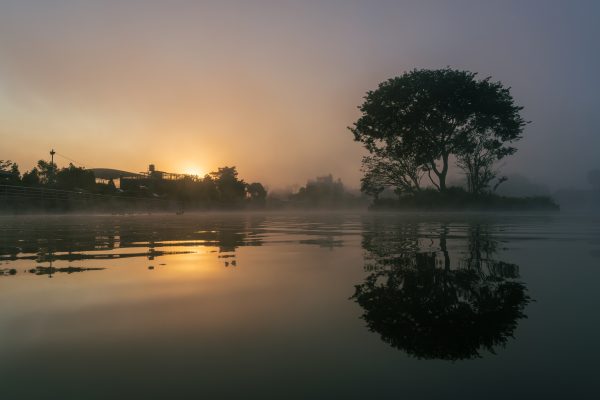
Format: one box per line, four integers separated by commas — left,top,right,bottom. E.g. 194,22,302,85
1,266,105,276
353,223,530,360
29,266,105,275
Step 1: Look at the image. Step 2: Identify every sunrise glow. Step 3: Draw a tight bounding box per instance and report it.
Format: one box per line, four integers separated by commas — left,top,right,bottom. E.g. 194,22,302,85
183,166,205,177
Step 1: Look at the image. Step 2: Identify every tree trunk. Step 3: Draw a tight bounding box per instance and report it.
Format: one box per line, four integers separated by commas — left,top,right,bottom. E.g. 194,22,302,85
438,153,449,192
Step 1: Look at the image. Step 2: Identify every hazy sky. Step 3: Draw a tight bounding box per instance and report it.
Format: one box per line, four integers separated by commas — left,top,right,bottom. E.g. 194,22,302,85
1,0,598,189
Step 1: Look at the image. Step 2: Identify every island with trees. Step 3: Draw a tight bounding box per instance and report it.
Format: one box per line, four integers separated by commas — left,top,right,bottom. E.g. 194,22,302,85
350,68,558,210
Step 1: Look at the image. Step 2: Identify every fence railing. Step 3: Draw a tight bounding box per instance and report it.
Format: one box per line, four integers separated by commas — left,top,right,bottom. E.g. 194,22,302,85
0,184,171,212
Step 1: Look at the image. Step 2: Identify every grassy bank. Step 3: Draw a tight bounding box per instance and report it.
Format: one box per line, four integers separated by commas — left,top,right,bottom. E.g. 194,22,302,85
371,187,559,211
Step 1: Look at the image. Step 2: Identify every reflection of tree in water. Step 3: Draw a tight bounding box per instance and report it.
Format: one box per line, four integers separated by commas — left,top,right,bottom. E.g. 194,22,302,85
352,221,530,361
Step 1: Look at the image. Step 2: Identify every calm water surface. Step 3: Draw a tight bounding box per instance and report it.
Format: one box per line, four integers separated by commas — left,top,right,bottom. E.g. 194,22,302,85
1,212,599,399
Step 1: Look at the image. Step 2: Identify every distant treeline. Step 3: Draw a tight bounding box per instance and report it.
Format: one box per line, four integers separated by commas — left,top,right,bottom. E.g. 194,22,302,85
0,159,366,213
272,174,367,209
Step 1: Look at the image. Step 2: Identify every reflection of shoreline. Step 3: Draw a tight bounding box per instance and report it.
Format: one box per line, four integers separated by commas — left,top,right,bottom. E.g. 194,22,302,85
2,249,196,263
0,217,269,271
0,215,356,271
353,222,531,361
29,266,106,275
1,266,105,277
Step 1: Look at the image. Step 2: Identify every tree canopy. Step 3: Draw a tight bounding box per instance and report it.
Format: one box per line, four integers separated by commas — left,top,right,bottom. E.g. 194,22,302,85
0,160,20,185
350,68,526,194
210,166,247,205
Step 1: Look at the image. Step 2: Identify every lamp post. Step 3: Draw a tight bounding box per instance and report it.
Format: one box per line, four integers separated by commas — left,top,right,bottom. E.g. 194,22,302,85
50,149,56,184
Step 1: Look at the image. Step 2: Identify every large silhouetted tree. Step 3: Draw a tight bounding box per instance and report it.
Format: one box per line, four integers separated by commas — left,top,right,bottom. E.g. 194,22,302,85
350,68,526,193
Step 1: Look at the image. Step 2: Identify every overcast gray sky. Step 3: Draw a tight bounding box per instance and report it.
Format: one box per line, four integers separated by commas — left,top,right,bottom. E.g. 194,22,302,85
0,0,598,189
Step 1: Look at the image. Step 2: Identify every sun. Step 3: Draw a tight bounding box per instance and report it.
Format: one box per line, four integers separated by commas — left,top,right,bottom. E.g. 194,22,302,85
183,166,205,177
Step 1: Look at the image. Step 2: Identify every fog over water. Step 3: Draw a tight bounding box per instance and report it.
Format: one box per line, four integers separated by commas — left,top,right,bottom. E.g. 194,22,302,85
0,0,598,190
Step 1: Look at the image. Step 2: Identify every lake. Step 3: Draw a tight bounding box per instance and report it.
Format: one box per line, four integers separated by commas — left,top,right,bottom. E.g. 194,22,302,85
1,212,599,399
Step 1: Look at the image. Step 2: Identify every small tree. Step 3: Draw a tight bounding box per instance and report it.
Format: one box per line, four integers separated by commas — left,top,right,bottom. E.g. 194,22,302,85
36,160,58,185
21,168,40,186
360,143,422,197
246,182,267,202
456,132,515,194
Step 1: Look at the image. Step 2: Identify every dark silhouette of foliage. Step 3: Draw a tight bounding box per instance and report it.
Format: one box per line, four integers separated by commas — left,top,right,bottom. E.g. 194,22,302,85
0,160,20,185
246,182,267,207
0,160,13,172
55,163,96,191
199,174,219,203
1,156,269,212
20,168,41,186
361,145,422,198
210,166,247,206
350,68,526,193
456,126,515,194
35,160,58,185
352,221,530,360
